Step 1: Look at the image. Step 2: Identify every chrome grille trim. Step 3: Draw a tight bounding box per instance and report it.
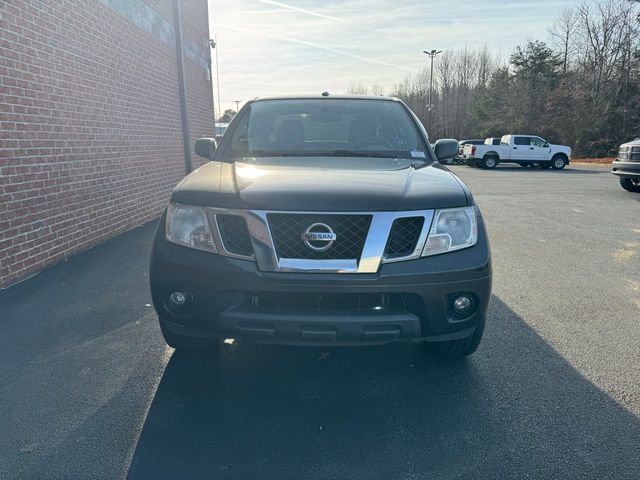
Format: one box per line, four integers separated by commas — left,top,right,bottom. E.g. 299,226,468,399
618,145,640,162
205,208,435,273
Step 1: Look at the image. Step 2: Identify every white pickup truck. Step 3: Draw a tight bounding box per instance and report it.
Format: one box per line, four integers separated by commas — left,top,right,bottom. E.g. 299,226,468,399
462,135,572,169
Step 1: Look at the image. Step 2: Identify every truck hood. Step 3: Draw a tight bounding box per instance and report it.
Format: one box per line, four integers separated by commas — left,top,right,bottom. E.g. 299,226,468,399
171,157,469,211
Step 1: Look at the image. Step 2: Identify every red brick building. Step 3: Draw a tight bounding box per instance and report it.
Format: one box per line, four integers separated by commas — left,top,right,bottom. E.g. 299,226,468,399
0,0,215,287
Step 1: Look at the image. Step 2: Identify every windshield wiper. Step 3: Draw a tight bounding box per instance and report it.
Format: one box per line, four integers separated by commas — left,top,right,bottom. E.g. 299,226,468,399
246,150,302,157
245,149,417,160
329,150,404,158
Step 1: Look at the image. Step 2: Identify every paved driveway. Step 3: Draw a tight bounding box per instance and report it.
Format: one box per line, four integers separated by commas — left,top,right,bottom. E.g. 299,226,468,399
1,164,638,479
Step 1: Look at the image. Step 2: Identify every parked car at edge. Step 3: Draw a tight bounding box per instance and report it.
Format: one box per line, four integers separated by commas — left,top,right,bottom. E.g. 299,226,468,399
463,134,572,169
150,94,492,360
612,139,640,192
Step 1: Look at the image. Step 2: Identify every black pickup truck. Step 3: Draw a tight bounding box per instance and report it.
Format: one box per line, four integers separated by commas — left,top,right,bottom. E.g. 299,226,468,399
150,95,492,359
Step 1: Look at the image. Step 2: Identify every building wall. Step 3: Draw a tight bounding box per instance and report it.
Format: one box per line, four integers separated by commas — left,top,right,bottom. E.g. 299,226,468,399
0,0,214,287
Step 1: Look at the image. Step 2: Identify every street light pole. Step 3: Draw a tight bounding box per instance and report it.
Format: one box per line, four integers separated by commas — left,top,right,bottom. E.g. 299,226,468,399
233,100,242,112
423,49,442,133
215,34,221,121
206,33,222,124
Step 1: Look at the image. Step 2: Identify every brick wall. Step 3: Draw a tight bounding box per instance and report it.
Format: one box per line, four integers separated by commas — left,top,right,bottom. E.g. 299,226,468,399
0,0,214,287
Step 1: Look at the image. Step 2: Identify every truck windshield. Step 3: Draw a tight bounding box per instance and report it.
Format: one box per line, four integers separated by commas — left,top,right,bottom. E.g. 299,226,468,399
225,99,428,160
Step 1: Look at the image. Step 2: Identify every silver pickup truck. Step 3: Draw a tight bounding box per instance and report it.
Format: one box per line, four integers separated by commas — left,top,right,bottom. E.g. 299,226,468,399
612,139,640,192
463,135,572,169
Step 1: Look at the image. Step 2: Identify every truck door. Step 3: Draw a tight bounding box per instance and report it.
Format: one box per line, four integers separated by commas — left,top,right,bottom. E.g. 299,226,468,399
529,137,551,161
511,136,531,161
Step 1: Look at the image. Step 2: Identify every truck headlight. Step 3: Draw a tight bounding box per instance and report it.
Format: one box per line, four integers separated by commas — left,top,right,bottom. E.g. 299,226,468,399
422,206,477,256
165,203,217,252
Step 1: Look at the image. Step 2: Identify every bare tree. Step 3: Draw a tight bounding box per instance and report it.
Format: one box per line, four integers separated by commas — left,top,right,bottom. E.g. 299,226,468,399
575,0,633,104
347,83,370,95
369,84,386,96
549,7,579,74
384,0,640,156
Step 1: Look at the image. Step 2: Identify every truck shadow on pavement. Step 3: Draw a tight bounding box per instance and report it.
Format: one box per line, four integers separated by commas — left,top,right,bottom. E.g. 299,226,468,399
462,166,606,174
127,296,640,480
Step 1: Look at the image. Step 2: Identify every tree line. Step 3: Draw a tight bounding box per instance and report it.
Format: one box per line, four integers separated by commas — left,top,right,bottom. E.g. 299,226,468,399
352,0,640,157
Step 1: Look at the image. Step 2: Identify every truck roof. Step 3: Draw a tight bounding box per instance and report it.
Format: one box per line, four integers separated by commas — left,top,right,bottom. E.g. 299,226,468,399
250,94,401,103
503,134,544,137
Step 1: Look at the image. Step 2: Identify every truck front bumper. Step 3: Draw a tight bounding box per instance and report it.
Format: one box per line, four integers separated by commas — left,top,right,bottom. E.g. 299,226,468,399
150,215,492,346
612,159,640,179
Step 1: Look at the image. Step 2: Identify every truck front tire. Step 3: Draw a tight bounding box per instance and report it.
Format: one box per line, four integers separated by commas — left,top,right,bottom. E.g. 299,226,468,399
620,178,640,192
159,319,218,351
551,155,567,170
424,322,485,360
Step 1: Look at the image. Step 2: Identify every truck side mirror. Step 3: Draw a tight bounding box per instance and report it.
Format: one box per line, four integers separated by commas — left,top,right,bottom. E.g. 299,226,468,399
194,137,217,160
434,139,459,161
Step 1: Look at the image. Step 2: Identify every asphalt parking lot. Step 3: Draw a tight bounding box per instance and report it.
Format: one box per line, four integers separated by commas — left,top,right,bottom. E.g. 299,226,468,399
1,163,639,479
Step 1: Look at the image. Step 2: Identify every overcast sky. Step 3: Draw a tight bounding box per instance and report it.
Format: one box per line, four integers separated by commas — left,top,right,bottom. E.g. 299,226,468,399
208,0,577,113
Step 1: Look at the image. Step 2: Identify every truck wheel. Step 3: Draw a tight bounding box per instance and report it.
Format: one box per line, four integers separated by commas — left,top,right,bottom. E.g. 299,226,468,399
482,156,498,169
551,155,567,170
620,178,640,192
424,323,485,360
159,319,218,351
